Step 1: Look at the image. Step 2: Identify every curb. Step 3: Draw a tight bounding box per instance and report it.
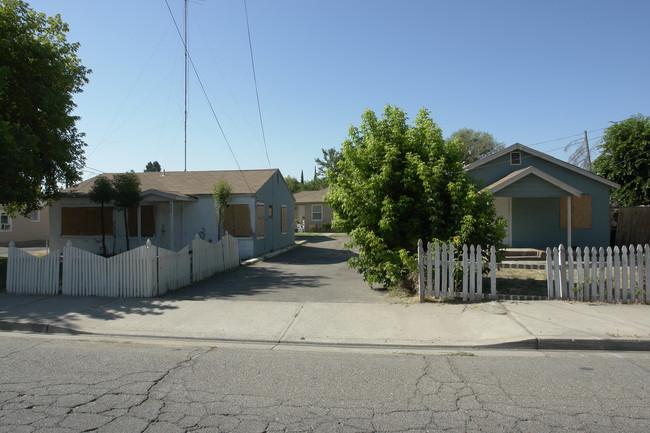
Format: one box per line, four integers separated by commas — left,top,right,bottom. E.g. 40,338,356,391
3,320,650,352
241,240,307,266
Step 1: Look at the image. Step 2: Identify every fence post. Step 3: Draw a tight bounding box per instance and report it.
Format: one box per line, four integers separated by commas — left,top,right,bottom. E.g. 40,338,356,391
462,244,468,301
622,245,629,303
590,247,598,302
613,246,620,302
434,242,440,299
418,239,425,303
426,242,432,297
545,247,552,299
7,241,15,293
558,244,566,299
629,245,636,303
476,245,483,300
606,247,613,302
645,244,650,303
490,246,497,300
448,243,455,298
637,245,644,303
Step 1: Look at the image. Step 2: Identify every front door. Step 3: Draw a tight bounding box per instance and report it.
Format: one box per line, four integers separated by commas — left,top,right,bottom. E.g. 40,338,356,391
494,197,512,247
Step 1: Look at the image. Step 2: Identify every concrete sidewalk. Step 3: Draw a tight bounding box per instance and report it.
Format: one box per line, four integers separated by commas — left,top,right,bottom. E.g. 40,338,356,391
1,293,649,350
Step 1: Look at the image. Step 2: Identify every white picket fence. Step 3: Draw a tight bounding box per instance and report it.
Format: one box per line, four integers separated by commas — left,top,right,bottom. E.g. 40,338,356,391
6,233,238,298
417,240,497,301
192,234,239,281
6,245,61,295
546,244,650,303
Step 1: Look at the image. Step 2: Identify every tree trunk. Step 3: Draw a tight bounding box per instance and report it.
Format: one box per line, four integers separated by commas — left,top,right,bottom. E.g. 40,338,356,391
100,202,107,256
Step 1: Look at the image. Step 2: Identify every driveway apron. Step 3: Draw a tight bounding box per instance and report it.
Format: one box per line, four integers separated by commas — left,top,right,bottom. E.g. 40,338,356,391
169,235,389,303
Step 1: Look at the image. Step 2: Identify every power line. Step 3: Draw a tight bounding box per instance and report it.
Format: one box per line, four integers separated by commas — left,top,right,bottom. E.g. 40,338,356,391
243,0,271,168
163,0,253,192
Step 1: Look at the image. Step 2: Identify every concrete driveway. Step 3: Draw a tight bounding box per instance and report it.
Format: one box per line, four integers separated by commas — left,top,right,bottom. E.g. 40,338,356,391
169,235,390,303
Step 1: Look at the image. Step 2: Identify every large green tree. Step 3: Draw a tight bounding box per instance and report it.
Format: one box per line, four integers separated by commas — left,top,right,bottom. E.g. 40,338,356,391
0,0,90,215
593,114,650,206
446,128,504,164
328,106,505,291
112,172,141,251
144,161,161,172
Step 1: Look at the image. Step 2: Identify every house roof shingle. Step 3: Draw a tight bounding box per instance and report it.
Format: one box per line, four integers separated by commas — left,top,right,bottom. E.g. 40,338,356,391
293,188,328,204
63,169,279,198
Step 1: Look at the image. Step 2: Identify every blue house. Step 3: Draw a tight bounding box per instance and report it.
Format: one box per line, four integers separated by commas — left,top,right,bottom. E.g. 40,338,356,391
466,143,619,249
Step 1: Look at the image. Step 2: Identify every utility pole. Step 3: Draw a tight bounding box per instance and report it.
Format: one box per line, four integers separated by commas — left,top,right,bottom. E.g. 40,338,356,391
184,0,189,172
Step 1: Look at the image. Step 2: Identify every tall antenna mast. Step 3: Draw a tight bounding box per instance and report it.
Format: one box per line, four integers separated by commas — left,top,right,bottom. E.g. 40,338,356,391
184,0,189,171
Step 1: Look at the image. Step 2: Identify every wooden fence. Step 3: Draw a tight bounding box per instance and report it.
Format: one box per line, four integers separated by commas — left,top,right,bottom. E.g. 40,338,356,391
546,244,649,303
192,234,239,281
6,245,61,295
7,234,238,298
417,240,497,301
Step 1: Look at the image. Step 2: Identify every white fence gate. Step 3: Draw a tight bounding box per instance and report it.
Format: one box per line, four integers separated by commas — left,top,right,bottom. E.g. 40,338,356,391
6,242,60,295
417,240,497,302
546,244,650,303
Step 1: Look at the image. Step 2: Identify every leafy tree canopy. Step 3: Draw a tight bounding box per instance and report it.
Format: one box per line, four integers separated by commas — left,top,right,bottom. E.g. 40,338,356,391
328,105,506,290
286,174,327,194
593,114,650,206
446,128,504,164
144,161,161,172
0,0,90,216
315,147,342,183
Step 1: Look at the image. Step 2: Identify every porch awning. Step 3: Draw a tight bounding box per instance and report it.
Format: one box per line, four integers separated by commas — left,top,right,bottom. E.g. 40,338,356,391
483,166,582,198
140,189,196,203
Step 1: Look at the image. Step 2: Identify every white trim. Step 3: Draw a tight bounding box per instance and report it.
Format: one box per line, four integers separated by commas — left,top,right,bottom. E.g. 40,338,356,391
510,151,522,165
311,204,323,222
466,143,620,189
0,212,12,232
485,166,583,197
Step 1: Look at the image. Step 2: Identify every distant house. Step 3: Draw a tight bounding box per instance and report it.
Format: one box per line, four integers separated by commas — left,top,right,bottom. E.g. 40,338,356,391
293,188,334,231
49,169,295,259
466,143,619,249
0,206,49,246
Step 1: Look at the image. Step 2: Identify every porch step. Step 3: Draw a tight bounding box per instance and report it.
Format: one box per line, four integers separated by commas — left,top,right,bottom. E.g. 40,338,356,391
503,248,546,260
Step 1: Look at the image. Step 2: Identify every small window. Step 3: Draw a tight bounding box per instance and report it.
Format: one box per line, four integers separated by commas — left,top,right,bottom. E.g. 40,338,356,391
268,205,273,218
29,210,40,222
510,151,521,165
312,204,323,221
0,213,12,232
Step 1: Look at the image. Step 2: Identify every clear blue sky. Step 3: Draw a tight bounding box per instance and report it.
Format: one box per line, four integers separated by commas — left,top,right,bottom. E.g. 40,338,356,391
28,0,650,180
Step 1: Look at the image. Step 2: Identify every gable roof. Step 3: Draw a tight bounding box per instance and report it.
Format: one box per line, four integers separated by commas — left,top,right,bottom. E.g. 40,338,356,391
62,169,279,198
484,166,583,196
465,143,620,189
293,188,328,204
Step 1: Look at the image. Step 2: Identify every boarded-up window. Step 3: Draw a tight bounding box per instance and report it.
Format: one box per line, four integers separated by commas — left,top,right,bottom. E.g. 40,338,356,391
61,207,114,236
256,203,265,238
281,206,288,233
560,195,592,229
127,205,155,237
224,204,252,237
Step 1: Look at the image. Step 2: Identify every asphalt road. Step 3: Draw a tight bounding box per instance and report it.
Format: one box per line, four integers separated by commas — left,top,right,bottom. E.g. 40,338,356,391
2,334,650,432
170,235,391,303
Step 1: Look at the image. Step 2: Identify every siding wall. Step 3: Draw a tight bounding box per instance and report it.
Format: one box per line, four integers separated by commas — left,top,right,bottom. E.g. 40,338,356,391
0,207,50,244
252,172,295,257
